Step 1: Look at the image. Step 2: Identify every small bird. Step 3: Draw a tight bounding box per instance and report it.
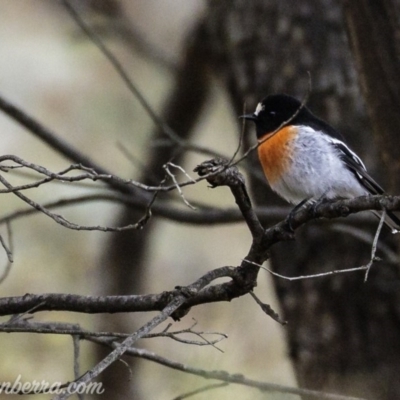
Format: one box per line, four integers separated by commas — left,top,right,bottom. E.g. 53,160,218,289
241,93,400,233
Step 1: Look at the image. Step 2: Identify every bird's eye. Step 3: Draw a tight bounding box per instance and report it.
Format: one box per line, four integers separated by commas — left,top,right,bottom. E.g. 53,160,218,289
269,111,276,117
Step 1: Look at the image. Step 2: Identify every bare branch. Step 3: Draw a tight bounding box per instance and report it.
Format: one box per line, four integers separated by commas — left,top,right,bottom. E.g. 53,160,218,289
71,335,84,400
53,295,187,400
1,160,400,317
171,383,229,400
60,0,181,143
194,158,263,237
364,209,386,281
60,0,222,162
1,153,397,230
246,259,371,281
249,291,287,325
0,193,132,224
331,223,399,264
91,340,367,400
0,222,13,284
0,154,233,198
0,320,227,348
6,301,47,324
0,172,149,232
0,94,113,182
0,266,238,316
163,162,196,210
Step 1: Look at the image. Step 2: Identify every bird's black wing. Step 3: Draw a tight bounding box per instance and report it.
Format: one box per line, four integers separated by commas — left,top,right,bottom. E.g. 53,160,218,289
328,137,400,232
309,116,383,193
329,138,384,195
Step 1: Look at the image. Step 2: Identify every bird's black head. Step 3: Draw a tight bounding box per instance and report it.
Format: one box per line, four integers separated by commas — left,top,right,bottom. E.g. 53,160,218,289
241,94,313,139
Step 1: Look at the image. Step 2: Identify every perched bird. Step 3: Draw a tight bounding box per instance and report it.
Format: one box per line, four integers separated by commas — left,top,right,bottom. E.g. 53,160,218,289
241,93,400,233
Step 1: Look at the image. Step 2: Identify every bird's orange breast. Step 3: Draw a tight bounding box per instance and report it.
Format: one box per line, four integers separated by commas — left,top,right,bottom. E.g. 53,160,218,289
257,126,297,184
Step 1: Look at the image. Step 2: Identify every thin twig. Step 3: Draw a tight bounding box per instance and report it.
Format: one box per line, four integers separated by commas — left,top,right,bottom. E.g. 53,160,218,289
164,163,196,210
331,223,399,264
52,295,187,400
168,162,197,184
0,93,222,204
0,320,227,347
117,358,133,381
171,383,229,400
229,102,247,164
0,154,226,196
0,222,14,284
0,172,151,233
61,0,226,161
72,335,84,400
116,140,160,184
249,291,287,325
364,209,385,282
61,0,181,145
0,193,129,225
6,301,46,324
244,259,370,281
91,339,367,400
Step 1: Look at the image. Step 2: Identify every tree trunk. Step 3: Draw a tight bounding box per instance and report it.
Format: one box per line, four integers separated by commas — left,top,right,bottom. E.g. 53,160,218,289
94,0,400,398
342,0,400,190
204,0,400,398
96,18,212,400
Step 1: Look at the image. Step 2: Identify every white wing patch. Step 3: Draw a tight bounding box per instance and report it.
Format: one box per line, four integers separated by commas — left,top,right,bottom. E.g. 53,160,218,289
327,136,367,171
324,135,386,193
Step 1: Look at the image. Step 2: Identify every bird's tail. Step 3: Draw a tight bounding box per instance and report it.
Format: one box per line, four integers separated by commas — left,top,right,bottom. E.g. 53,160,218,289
371,210,400,234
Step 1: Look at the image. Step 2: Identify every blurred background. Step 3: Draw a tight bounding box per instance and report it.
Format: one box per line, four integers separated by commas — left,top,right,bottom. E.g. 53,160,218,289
2,1,400,400
0,1,295,399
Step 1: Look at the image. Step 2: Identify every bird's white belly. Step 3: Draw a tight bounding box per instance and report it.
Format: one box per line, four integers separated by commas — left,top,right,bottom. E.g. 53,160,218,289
269,128,367,204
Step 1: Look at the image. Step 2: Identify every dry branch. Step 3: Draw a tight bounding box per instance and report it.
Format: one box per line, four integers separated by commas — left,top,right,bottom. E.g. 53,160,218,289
1,159,399,319
89,339,367,400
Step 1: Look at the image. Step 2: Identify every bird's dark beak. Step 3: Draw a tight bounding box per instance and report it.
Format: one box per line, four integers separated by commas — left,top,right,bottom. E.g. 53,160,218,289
239,113,257,121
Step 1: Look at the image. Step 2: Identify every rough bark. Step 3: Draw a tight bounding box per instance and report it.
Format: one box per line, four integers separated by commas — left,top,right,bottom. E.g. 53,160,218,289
203,1,400,399
342,0,400,190
86,1,400,398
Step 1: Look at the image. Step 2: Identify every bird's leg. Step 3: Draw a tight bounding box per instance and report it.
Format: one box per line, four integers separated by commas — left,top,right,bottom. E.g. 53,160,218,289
285,198,309,231
310,194,330,218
